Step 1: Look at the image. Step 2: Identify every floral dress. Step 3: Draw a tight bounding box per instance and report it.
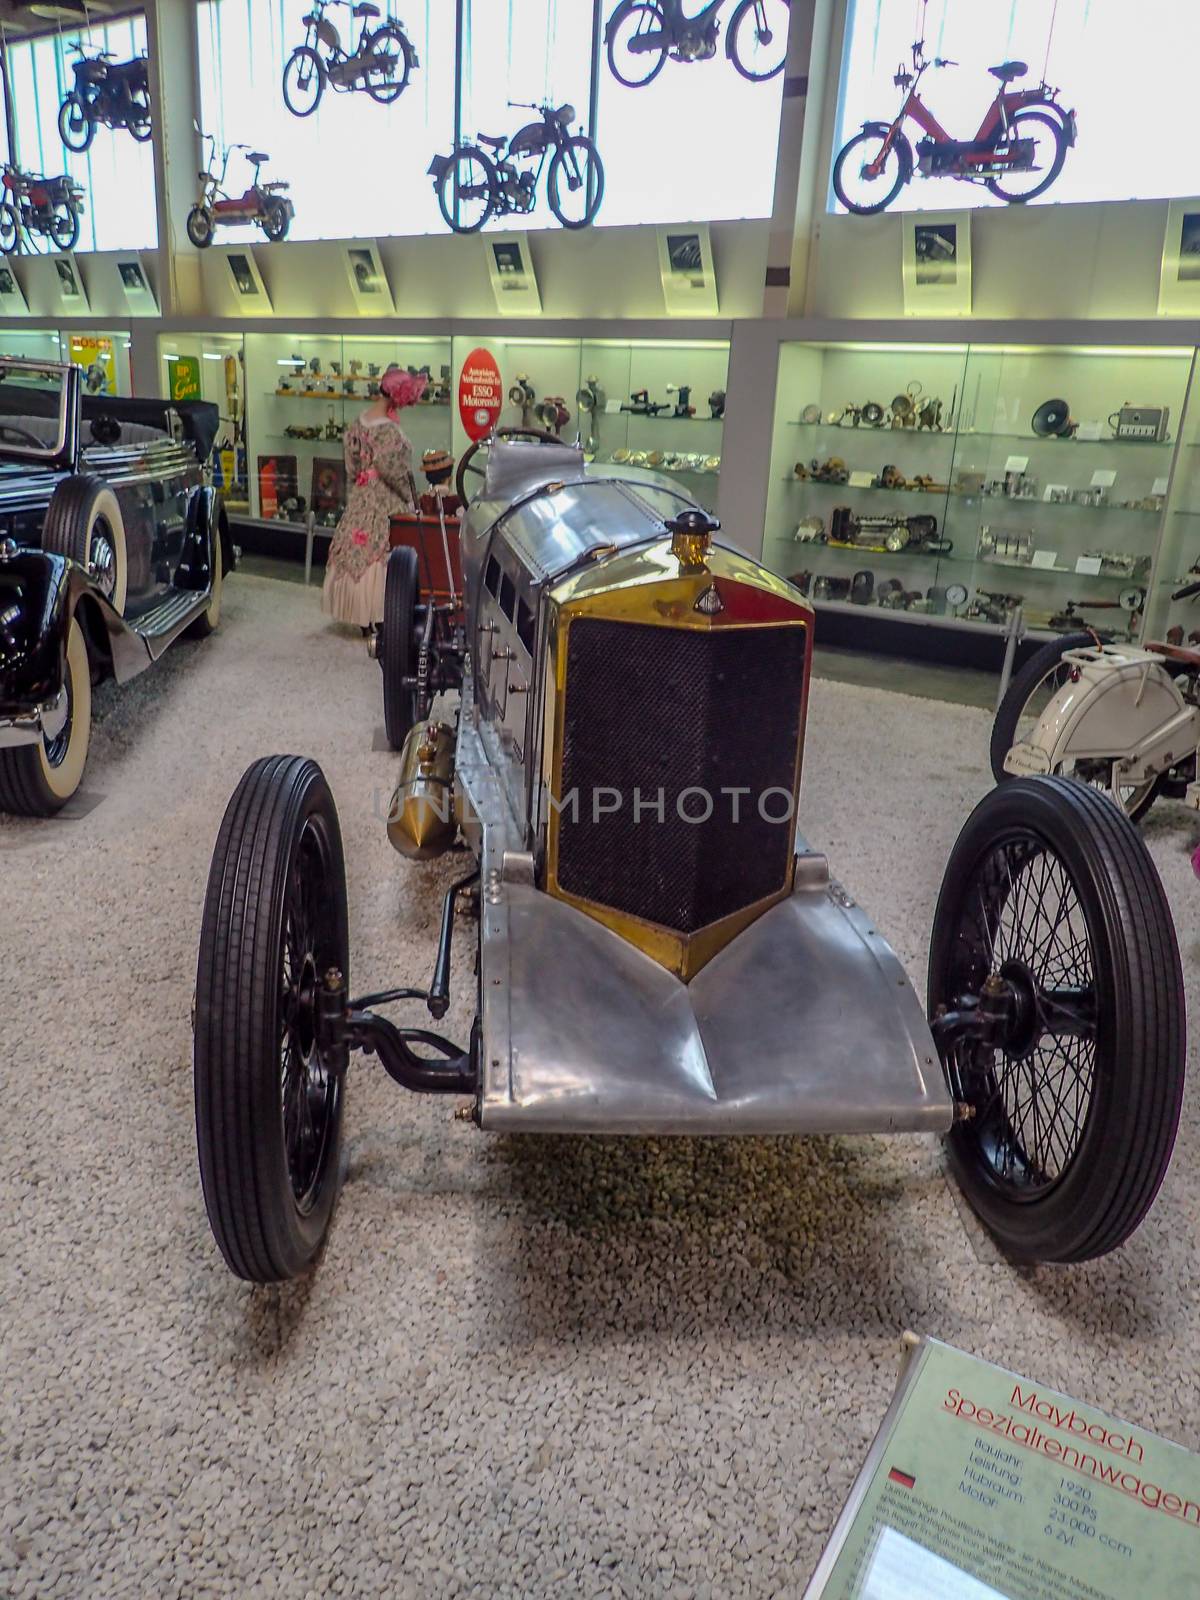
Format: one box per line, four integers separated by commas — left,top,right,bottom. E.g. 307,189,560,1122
321,414,418,626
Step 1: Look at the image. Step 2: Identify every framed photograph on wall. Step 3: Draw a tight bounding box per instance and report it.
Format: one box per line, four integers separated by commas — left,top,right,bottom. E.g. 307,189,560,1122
115,255,158,314
1158,198,1200,313
221,247,271,311
484,233,541,315
311,456,347,518
343,241,394,314
656,224,718,315
901,211,971,316
54,251,88,312
0,263,27,314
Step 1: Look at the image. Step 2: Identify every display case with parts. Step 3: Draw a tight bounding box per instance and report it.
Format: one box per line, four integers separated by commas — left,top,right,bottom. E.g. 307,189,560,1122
763,338,1195,647
446,334,728,513
242,332,453,533
1,326,132,397
1145,363,1200,646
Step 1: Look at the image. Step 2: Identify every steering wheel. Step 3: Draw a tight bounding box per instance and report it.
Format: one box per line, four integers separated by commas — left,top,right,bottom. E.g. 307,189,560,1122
455,425,562,506
0,421,48,449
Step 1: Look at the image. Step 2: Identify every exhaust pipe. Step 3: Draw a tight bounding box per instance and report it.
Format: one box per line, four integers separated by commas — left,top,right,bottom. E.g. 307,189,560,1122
386,721,457,860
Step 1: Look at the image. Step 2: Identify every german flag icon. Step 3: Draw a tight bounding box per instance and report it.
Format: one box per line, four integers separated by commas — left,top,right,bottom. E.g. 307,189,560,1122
888,1468,916,1489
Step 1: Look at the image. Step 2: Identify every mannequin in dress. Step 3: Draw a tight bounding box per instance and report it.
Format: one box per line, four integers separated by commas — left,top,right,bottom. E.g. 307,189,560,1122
322,366,424,627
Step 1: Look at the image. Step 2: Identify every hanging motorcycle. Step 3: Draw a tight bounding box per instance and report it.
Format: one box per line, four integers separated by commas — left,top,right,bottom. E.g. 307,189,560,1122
0,166,85,254
186,137,294,249
605,0,789,87
428,103,604,234
282,0,417,117
832,26,1075,214
57,42,151,151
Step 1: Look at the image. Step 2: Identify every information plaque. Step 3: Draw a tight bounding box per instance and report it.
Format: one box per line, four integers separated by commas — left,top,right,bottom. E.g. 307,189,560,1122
805,1336,1199,1600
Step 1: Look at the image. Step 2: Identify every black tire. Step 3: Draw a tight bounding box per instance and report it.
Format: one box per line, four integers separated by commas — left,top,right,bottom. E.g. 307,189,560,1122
986,109,1068,203
990,632,1159,821
127,96,152,142
50,204,79,252
0,613,91,816
547,136,605,229
727,0,789,83
186,205,214,249
435,145,495,234
382,544,419,749
0,201,18,256
605,0,667,88
41,474,128,614
57,92,95,153
194,755,349,1283
362,24,414,104
832,121,912,214
261,198,290,242
930,775,1185,1262
282,45,326,116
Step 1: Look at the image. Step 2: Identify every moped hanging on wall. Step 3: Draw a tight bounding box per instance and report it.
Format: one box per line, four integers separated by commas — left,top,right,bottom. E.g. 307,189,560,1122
429,103,604,234
282,0,417,117
57,41,151,151
832,32,1075,214
605,0,789,87
186,136,294,249
0,165,85,254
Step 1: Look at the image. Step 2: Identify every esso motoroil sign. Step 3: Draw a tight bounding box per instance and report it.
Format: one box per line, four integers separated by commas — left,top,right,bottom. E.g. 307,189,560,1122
458,347,502,441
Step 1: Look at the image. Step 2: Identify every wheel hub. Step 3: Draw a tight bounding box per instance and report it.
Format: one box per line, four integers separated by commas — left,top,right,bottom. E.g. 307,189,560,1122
293,951,318,1061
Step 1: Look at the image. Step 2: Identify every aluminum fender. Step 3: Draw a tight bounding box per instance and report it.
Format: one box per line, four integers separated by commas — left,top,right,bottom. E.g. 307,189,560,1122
1003,647,1195,786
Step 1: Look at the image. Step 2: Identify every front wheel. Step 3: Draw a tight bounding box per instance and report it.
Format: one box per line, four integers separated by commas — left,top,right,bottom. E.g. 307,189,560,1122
57,91,95,152
547,137,605,229
605,1,668,89
990,632,1159,821
186,205,214,248
282,45,326,117
362,25,414,103
50,205,79,252
0,614,91,817
0,201,19,255
381,544,420,749
261,198,291,242
832,122,912,214
194,756,349,1282
931,775,1185,1262
435,146,495,234
986,109,1068,203
727,0,789,83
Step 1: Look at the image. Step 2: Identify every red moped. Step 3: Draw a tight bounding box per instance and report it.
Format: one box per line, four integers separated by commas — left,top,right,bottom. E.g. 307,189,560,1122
833,33,1075,214
186,135,294,248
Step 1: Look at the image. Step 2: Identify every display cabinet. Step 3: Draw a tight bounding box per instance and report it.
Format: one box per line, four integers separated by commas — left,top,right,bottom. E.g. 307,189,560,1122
763,339,1196,644
1148,365,1200,642
159,331,247,512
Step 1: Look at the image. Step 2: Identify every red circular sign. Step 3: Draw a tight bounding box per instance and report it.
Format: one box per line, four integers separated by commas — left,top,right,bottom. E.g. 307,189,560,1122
458,347,503,442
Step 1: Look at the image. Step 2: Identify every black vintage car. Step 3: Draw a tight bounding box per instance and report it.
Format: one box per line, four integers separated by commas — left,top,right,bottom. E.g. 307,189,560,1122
0,359,233,815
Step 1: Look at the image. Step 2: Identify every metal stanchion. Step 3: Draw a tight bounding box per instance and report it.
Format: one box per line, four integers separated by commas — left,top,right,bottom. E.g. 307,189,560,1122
304,509,316,587
996,605,1024,709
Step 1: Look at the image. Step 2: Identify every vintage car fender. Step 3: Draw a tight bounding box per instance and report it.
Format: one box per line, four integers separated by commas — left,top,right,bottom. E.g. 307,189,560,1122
1003,645,1198,787
174,485,231,593
0,545,148,726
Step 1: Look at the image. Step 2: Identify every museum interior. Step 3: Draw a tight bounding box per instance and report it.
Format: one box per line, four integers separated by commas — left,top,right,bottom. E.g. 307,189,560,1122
2,0,1199,1594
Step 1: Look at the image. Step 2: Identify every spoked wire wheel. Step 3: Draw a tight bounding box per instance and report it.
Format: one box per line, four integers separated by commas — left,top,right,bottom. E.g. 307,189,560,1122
990,631,1160,821
195,755,350,1282
547,136,605,228
363,25,413,103
435,146,495,234
727,0,789,82
986,109,1068,203
282,45,326,116
929,776,1184,1262
831,121,911,214
605,1,668,89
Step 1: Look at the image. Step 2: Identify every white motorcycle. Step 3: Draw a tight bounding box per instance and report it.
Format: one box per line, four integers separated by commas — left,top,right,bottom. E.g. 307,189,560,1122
992,577,1200,820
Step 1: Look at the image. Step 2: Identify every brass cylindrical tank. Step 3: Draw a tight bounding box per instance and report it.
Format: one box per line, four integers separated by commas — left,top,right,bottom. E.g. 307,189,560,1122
386,721,457,860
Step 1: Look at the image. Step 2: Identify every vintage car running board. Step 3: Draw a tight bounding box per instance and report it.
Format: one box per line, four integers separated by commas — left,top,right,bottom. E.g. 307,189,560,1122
457,698,953,1139
106,589,212,682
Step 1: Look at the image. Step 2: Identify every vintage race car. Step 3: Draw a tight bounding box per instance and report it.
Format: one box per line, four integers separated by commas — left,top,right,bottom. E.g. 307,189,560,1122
193,438,1184,1284
0,358,232,815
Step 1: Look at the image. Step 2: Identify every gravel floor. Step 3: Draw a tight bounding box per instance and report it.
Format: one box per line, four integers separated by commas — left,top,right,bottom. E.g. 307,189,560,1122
2,570,1198,1598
